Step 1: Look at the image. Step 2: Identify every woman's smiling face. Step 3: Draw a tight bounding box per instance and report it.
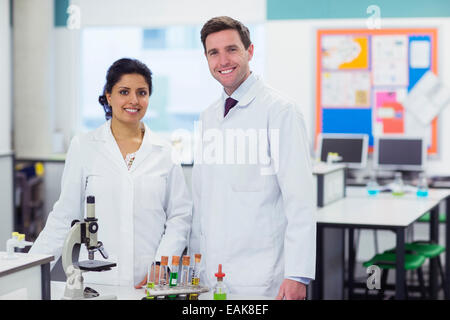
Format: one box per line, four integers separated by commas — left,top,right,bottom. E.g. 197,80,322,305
106,73,150,125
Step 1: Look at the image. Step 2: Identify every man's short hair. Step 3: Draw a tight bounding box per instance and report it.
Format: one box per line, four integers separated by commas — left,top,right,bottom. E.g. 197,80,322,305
200,16,251,52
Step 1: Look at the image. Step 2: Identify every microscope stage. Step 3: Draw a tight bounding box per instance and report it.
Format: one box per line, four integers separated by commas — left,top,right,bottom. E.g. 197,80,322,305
74,260,117,271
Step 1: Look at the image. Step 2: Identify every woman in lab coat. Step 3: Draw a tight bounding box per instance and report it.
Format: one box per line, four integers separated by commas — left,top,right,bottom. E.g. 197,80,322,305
29,58,192,288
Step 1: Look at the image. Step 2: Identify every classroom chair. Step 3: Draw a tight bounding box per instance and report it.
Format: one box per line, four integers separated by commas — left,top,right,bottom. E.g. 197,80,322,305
384,241,448,299
362,252,427,300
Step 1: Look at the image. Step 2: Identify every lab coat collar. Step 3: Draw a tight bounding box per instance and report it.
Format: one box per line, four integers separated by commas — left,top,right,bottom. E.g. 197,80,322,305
92,120,165,146
91,120,166,172
216,73,262,121
130,122,168,173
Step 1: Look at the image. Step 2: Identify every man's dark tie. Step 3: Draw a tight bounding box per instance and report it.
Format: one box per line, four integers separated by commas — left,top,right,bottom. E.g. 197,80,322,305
224,97,238,117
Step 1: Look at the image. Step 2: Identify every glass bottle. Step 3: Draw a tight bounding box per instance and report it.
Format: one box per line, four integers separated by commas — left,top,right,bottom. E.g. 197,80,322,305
416,172,429,198
392,172,405,196
366,171,380,196
213,264,227,300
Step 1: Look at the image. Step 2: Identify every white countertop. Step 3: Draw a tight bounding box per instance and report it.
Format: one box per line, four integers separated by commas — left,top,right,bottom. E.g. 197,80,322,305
316,190,442,227
0,252,54,277
50,281,273,300
346,186,450,201
313,163,346,174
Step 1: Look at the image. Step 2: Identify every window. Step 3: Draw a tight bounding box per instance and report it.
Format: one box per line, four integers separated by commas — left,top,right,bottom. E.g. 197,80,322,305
80,25,266,135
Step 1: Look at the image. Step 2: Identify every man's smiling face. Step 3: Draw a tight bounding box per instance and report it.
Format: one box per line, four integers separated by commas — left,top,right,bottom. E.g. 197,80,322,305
205,29,254,96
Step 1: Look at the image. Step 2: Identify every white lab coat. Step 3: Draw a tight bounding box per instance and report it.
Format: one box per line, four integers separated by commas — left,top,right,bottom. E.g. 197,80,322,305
189,75,316,297
30,120,192,286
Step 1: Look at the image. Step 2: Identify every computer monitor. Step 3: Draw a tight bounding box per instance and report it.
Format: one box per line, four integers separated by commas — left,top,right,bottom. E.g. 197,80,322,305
317,133,369,169
373,136,426,171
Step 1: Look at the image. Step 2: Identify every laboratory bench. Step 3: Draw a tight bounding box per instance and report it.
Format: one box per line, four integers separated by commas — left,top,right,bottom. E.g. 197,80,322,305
50,281,272,300
313,187,450,300
0,252,53,299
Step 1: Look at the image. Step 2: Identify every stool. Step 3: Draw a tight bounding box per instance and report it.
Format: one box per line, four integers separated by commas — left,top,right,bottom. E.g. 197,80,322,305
385,241,447,298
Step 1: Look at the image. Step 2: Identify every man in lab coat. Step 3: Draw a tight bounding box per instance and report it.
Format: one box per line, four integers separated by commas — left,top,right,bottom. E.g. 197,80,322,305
189,16,316,299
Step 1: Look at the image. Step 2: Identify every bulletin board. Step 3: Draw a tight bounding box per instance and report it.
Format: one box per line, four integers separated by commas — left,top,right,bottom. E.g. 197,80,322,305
315,28,438,154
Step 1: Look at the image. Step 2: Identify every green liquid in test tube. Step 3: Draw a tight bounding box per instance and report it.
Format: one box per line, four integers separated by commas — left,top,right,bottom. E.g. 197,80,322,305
145,261,159,299
168,255,180,298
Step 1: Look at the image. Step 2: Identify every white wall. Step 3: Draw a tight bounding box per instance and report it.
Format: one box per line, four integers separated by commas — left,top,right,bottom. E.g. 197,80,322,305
265,17,450,175
0,0,11,154
72,0,266,26
0,0,13,250
13,0,55,158
54,27,81,152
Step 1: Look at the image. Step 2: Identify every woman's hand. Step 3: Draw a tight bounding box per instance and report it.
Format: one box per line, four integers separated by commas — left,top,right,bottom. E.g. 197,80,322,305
134,264,161,289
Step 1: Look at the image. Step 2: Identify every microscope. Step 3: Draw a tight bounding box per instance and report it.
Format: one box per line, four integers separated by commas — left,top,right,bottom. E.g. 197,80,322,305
61,195,117,300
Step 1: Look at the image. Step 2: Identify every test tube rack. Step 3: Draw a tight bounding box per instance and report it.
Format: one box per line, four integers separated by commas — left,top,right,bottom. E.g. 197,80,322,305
146,285,209,297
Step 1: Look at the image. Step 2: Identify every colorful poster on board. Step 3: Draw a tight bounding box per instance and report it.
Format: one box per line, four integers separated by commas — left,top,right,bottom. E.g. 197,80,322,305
316,29,438,154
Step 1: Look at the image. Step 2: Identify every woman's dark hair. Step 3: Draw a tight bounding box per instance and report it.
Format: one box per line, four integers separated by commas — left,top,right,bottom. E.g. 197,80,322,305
98,58,153,120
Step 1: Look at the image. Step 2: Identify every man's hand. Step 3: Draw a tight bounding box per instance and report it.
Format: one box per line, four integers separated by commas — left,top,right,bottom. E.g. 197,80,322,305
275,279,307,300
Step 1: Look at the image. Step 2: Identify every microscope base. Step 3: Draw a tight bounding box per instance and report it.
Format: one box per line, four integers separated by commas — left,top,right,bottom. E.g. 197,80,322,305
62,268,117,300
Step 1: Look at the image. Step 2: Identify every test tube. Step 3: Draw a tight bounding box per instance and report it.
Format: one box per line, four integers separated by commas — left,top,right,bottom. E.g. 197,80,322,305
146,261,159,299
159,256,169,287
191,254,202,286
169,256,180,288
180,255,191,288
189,253,202,300
147,261,155,289
168,256,180,299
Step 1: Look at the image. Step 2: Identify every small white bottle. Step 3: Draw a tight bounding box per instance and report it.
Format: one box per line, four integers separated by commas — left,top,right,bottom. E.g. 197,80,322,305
4,233,33,259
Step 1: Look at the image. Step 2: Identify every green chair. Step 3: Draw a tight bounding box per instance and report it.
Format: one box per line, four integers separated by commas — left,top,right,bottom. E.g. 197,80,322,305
384,241,448,298
362,252,427,299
